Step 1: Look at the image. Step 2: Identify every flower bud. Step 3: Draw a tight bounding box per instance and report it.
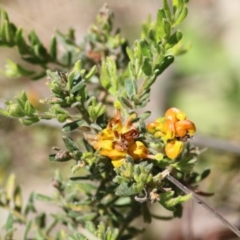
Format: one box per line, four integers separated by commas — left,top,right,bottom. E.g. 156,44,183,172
175,120,196,137
165,107,186,123
146,122,158,133
7,103,25,117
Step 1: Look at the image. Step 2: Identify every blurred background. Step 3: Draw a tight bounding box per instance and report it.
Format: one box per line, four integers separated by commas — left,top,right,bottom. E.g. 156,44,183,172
0,0,240,239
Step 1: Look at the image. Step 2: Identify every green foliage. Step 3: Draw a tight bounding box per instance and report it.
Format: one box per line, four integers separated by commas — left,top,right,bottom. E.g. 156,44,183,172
0,1,210,239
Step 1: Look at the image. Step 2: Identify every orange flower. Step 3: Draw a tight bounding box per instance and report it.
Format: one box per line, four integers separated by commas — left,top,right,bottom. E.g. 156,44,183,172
175,120,196,138
147,107,196,160
92,110,149,167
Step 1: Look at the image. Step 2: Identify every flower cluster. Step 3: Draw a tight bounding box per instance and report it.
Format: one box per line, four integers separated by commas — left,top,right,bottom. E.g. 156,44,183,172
93,110,149,168
147,107,196,160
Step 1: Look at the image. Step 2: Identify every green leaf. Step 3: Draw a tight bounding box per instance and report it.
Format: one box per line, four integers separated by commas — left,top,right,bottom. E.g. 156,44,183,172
2,59,35,78
139,39,152,58
165,193,192,208
19,117,39,126
141,57,152,76
126,46,134,61
85,65,97,81
165,30,183,50
24,101,36,116
24,220,32,239
31,71,46,80
173,0,184,16
34,193,55,202
28,30,41,46
90,123,102,131
163,0,172,21
147,28,156,42
171,156,197,172
35,213,46,229
76,213,97,222
115,182,140,196
163,19,171,39
124,78,137,99
15,28,29,55
49,153,72,162
23,192,36,216
100,58,117,94
1,21,9,43
5,174,16,203
62,119,85,132
196,168,211,182
70,80,85,94
20,91,28,103
155,9,166,41
50,36,57,60
0,108,13,118
154,55,174,75
62,136,79,152
4,213,14,235
88,103,106,121
139,111,151,120
175,6,188,26
14,186,22,212
119,97,133,108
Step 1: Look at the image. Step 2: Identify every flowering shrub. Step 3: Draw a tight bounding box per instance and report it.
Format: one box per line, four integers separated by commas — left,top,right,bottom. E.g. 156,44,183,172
1,1,238,239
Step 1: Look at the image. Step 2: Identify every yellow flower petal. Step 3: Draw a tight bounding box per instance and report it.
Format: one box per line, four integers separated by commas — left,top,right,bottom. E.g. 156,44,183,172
128,141,149,160
165,140,183,160
112,158,126,168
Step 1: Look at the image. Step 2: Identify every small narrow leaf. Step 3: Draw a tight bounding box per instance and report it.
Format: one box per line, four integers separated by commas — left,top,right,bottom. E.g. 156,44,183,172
85,65,97,81
115,182,140,196
175,6,188,26
163,19,171,39
124,78,137,99
155,9,166,41
50,36,57,60
14,186,23,212
62,136,79,152
165,30,183,50
19,117,40,126
173,0,184,16
141,57,152,76
49,153,72,162
34,194,55,202
154,55,174,75
62,120,85,132
4,213,14,231
196,168,211,182
5,174,16,203
166,193,192,208
139,39,152,58
126,46,134,61
163,0,172,21
24,220,32,239
24,101,36,116
70,80,85,94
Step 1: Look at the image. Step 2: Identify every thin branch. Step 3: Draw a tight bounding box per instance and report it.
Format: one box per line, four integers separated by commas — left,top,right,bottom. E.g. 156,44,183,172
192,135,240,155
166,173,240,238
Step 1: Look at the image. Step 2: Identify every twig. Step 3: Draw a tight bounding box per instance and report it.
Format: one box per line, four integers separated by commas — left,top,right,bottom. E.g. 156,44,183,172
166,174,240,238
192,135,240,155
